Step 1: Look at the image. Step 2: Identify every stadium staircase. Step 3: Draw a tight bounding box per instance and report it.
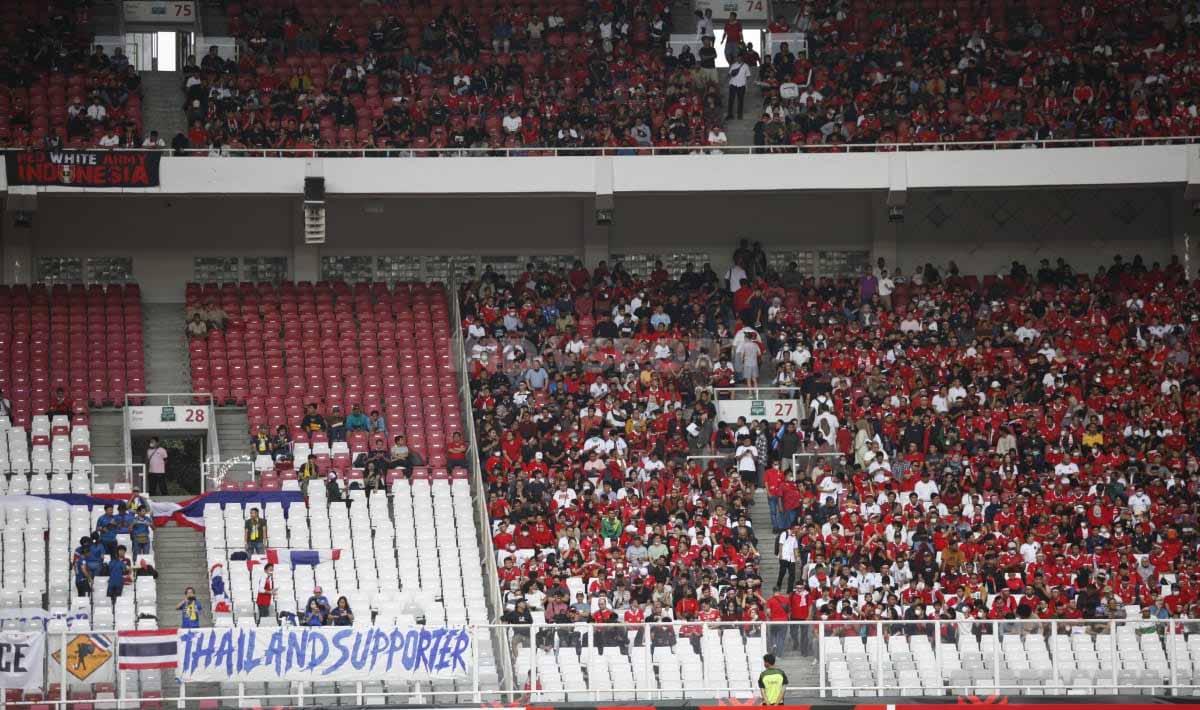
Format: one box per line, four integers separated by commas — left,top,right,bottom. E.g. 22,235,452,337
152,524,218,702
87,410,126,467
139,71,187,144
143,303,191,393
724,80,766,148
750,489,820,689
214,407,248,463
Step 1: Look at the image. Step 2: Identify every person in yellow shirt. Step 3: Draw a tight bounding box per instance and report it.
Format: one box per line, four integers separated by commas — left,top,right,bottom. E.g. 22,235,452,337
1082,423,1104,449
758,653,788,705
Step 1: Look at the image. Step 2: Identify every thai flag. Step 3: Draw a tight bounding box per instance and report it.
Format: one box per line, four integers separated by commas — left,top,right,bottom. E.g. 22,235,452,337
209,563,230,613
265,548,342,566
116,629,177,670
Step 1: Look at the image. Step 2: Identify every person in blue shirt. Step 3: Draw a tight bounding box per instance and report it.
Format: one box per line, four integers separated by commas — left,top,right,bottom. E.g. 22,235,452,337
107,546,129,602
303,600,324,626
96,504,119,557
177,587,202,628
344,404,370,432
130,510,153,560
367,410,387,437
304,586,330,621
73,537,96,595
117,503,135,534
328,596,354,626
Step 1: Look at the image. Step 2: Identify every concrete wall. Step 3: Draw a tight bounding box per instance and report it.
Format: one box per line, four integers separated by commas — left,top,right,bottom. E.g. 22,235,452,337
8,185,1194,302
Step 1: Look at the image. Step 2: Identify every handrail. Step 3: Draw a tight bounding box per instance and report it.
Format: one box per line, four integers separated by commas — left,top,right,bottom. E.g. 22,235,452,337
0,135,1196,156
170,135,1200,155
449,277,516,699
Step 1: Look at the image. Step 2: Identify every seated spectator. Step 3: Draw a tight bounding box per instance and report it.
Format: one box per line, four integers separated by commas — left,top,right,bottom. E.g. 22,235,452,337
48,388,73,417
251,425,273,458
301,403,328,435
271,425,293,462
446,431,469,470
186,313,208,338
328,596,354,626
327,405,346,441
344,404,370,432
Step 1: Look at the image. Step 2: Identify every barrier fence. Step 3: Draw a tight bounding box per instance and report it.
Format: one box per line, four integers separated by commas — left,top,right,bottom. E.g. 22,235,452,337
7,619,1200,707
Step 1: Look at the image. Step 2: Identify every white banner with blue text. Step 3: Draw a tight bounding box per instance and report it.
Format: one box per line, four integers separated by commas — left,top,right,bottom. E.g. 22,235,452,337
176,626,471,682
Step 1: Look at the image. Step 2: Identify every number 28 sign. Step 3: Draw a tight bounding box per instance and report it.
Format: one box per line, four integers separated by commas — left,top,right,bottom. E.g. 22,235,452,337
695,0,770,21
129,405,210,430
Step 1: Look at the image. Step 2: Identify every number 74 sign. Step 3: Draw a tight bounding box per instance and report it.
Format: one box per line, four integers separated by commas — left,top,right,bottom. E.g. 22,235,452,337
694,0,770,21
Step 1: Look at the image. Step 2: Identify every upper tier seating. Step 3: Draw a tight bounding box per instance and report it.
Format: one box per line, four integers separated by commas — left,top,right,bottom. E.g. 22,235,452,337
180,0,721,153
752,0,1200,147
0,2,144,149
0,284,144,426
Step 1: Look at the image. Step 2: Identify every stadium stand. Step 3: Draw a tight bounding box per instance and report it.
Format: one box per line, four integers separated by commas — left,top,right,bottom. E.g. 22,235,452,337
461,246,1200,698
753,0,1200,146
179,0,721,152
0,1,144,149
166,0,1200,153
183,279,502,702
0,283,144,426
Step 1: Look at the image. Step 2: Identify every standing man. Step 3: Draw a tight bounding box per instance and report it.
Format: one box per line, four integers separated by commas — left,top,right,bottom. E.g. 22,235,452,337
245,507,268,555
727,54,749,120
758,654,789,705
177,587,202,628
255,563,276,622
146,437,168,496
722,11,743,64
776,523,800,591
698,36,719,84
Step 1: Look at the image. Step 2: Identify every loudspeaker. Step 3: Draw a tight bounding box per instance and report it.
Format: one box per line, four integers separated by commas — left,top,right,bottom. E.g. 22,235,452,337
304,177,325,204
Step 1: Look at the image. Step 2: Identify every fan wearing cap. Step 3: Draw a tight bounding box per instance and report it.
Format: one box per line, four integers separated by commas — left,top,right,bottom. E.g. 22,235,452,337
305,587,331,623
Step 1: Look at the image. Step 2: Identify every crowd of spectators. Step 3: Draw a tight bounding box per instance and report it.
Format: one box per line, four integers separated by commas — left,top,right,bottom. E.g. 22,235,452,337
0,1,149,149
749,0,1200,149
177,0,734,153
72,489,155,605
464,243,1200,656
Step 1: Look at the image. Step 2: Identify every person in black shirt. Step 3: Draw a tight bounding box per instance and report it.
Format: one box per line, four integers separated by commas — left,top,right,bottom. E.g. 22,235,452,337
698,37,718,83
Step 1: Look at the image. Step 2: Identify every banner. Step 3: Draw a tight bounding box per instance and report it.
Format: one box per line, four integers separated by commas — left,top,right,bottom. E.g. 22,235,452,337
5,150,161,188
0,632,43,691
49,633,114,687
177,626,471,683
0,607,89,630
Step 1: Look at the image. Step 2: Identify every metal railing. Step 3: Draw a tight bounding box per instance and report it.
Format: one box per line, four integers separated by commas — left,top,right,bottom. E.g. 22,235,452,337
449,280,516,697
166,135,1199,156
90,462,147,491
2,135,1196,158
10,619,1199,707
199,455,256,493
